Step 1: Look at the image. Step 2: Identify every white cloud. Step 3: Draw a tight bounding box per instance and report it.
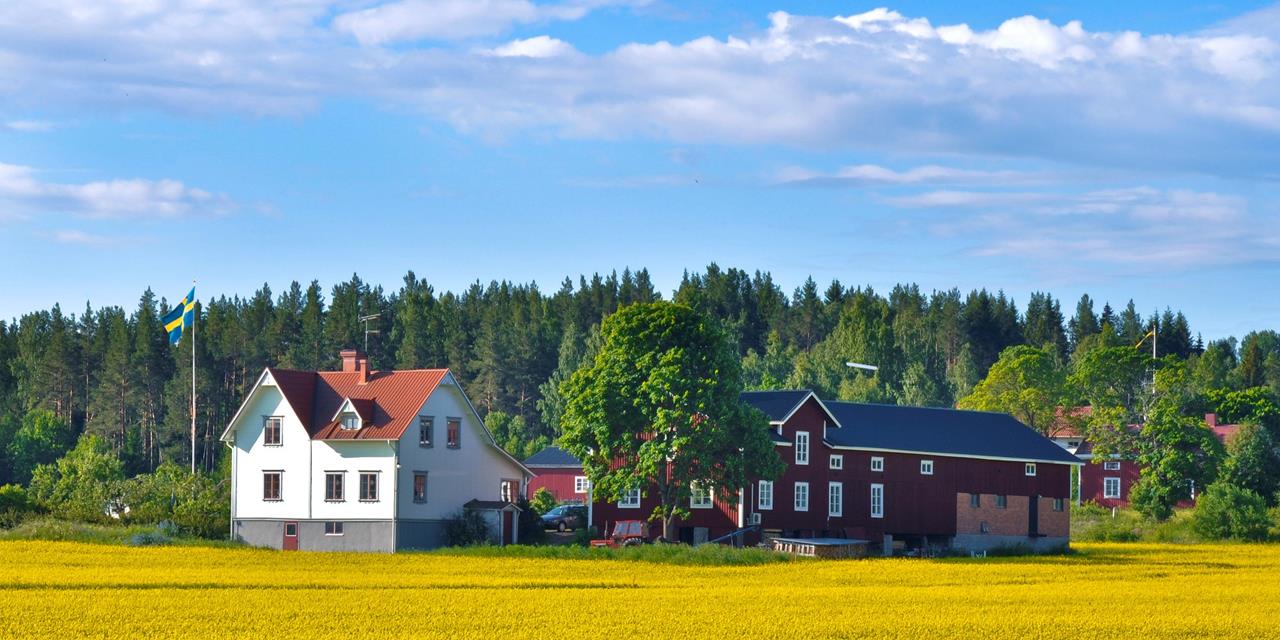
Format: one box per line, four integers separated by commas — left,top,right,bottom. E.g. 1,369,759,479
776,164,1046,187
0,3,1277,175
333,0,643,45
4,120,57,132
0,162,233,220
53,229,116,245
484,35,576,58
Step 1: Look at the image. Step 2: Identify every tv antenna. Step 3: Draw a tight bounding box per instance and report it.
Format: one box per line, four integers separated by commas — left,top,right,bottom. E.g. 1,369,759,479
360,313,381,352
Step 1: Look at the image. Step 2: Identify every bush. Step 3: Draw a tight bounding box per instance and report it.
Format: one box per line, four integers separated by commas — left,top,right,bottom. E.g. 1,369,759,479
443,509,491,547
123,463,230,539
1193,482,1271,541
529,488,557,515
0,484,39,528
515,496,545,545
28,435,125,523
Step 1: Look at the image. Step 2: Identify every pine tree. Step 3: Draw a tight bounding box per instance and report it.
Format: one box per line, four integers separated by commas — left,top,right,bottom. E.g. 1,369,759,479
1068,293,1100,352
1118,300,1143,345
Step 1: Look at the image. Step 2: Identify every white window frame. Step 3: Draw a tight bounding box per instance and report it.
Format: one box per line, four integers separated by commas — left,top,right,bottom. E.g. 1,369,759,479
1104,477,1121,499
340,413,360,430
795,431,810,465
828,482,843,517
829,454,843,470
619,486,641,509
1053,498,1065,512
758,480,773,511
690,483,714,509
920,459,934,475
263,416,283,447
358,471,380,502
324,471,344,502
1025,463,1037,476
324,521,344,536
870,483,884,519
794,482,809,512
870,456,884,472
1104,461,1121,471
574,476,590,494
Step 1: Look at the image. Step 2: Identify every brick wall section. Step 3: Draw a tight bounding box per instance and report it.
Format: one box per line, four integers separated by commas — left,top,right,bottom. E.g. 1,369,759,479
954,494,1069,537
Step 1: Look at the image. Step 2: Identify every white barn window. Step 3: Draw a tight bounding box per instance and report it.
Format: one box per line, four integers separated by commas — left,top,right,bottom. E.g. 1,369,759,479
574,476,590,494
758,481,773,510
1025,463,1037,476
829,455,843,470
920,460,934,475
1104,477,1121,499
828,482,843,517
690,483,713,509
795,431,809,465
871,456,884,472
619,487,641,509
794,482,809,512
870,483,884,519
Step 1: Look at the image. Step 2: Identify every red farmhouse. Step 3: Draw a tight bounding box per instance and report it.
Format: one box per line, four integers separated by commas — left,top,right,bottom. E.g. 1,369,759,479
524,446,588,504
588,390,1082,554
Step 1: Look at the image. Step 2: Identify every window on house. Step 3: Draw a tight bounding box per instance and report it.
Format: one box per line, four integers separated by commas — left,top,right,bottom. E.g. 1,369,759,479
795,431,809,465
829,455,843,470
870,456,884,472
758,480,773,510
794,482,809,512
619,486,641,508
413,473,427,503
447,418,461,448
920,460,934,475
980,521,990,534
969,493,980,508
574,476,590,494
1104,477,1121,499
263,417,282,446
359,472,379,502
995,495,1008,509
690,483,713,509
419,416,434,447
1104,461,1121,471
1068,440,1080,447
870,483,884,519
1053,498,1065,512
1025,463,1037,476
828,482,843,517
501,480,517,502
263,471,281,501
325,521,344,536
340,413,360,430
324,472,344,502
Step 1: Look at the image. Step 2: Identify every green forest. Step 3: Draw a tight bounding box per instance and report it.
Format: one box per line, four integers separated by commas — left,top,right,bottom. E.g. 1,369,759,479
1,264,1279,537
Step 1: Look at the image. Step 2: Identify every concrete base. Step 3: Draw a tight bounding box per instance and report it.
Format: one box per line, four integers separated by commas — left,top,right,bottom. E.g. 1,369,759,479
234,519,450,552
952,534,1069,554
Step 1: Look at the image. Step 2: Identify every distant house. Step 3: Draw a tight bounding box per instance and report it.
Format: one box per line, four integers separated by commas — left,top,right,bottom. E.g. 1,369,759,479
589,390,1081,553
1053,411,1240,508
220,349,531,552
524,446,588,504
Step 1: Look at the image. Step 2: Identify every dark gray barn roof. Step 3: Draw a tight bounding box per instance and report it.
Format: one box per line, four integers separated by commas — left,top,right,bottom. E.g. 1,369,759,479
523,445,583,468
740,391,1080,465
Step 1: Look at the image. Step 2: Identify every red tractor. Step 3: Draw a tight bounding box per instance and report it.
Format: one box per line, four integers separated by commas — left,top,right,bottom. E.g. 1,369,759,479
590,520,649,548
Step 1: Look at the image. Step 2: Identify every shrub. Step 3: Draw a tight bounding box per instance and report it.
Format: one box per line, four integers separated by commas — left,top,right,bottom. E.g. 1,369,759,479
514,496,546,545
0,484,39,528
1193,482,1271,541
443,509,491,546
529,487,557,515
28,435,125,523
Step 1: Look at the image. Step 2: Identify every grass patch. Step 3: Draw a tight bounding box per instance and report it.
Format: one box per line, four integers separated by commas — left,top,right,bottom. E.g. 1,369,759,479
430,542,799,566
1072,503,1215,544
0,517,242,548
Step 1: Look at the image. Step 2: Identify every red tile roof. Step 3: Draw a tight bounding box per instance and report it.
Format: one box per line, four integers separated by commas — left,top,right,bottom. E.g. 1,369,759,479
268,367,448,441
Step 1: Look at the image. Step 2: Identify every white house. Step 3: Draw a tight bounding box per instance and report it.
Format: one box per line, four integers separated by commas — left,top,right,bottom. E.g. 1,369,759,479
220,349,531,552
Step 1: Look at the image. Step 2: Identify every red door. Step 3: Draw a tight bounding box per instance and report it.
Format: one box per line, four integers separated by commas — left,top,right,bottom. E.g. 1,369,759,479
501,510,514,546
283,521,299,550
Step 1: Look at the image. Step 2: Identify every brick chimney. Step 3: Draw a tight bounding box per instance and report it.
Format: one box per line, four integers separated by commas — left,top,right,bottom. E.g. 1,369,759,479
340,349,371,384
1205,413,1218,428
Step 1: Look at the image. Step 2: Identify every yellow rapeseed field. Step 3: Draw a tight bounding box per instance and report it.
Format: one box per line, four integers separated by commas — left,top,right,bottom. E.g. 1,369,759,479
1,541,1278,639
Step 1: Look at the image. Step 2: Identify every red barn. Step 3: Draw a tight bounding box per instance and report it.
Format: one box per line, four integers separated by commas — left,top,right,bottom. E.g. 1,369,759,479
524,446,588,504
589,390,1082,554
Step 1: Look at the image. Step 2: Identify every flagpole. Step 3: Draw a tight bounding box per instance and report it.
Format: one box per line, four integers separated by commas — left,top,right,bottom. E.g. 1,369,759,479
191,280,197,474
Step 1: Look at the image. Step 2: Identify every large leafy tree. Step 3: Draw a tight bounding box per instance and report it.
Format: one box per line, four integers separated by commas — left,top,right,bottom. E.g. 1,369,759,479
559,302,783,540
957,345,1067,436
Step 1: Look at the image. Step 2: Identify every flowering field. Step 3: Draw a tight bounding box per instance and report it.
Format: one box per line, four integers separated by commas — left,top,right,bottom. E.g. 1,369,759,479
1,541,1277,639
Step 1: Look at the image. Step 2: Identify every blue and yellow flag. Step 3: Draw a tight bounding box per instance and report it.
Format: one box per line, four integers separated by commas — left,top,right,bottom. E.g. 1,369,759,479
161,287,196,345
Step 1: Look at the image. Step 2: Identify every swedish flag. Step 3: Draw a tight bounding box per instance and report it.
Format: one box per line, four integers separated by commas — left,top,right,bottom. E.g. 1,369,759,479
162,287,196,345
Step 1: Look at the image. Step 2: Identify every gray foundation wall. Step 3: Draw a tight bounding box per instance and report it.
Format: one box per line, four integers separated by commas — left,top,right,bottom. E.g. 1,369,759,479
234,519,449,552
952,534,1069,554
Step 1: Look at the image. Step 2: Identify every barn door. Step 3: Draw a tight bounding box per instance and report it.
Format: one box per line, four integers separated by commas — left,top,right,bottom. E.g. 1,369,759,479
1028,497,1039,537
501,510,515,546
283,521,299,550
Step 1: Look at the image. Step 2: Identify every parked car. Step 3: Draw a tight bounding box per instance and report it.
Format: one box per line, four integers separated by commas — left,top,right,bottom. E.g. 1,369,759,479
541,505,587,532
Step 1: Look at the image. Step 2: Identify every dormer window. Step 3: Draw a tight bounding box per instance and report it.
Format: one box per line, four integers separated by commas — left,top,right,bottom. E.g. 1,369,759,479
341,413,360,430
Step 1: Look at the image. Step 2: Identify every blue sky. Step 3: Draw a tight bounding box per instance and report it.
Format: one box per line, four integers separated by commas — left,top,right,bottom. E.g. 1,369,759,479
1,1,1278,339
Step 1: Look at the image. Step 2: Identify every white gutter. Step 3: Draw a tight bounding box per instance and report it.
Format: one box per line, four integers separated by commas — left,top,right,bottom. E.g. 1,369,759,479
823,442,1084,466
388,440,399,551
